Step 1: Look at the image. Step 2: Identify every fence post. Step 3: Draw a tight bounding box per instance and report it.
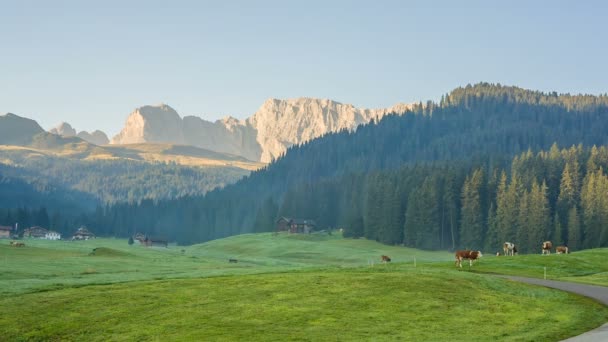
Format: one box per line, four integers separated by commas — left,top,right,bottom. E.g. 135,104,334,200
544,267,547,280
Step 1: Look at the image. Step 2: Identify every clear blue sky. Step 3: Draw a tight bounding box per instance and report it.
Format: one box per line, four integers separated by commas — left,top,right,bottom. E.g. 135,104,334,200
1,0,607,137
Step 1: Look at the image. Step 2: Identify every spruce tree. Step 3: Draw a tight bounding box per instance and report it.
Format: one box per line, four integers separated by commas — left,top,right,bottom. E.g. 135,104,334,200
460,169,484,249
567,207,581,251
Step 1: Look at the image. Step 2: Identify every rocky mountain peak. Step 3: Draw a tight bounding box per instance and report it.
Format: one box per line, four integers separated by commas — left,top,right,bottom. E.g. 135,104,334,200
50,122,77,137
49,122,109,145
110,98,413,162
0,113,45,146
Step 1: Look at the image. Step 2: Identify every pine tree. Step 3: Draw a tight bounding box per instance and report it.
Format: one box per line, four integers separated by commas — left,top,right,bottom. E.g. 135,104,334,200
553,213,563,247
484,202,499,253
496,172,520,245
526,181,549,253
567,207,581,251
460,169,484,249
403,189,421,247
443,172,459,250
516,189,530,253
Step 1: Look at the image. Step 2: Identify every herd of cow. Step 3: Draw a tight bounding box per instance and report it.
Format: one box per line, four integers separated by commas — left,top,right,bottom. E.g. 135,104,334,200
379,240,569,269
453,240,569,268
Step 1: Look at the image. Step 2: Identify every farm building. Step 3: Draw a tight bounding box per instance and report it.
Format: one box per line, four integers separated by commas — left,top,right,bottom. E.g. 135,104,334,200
276,217,317,234
0,225,11,239
72,227,95,240
142,237,168,248
134,233,168,247
23,226,49,239
45,231,61,240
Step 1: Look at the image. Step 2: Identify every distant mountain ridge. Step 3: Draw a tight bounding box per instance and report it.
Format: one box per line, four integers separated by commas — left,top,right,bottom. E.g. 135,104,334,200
50,122,109,145
110,98,413,162
0,113,45,145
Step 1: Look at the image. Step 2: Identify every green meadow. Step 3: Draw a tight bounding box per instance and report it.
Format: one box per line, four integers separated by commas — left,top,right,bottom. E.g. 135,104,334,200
469,249,608,286
1,233,607,341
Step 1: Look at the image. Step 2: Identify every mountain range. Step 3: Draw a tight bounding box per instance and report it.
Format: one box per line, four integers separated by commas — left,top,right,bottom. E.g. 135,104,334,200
54,98,412,163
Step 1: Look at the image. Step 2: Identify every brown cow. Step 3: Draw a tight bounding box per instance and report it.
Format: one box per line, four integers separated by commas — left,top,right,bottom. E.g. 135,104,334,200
10,241,25,247
381,255,391,263
556,246,569,254
542,241,552,255
455,250,483,268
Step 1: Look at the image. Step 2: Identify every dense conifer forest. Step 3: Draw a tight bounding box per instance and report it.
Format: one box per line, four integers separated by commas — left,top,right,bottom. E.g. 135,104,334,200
3,83,608,251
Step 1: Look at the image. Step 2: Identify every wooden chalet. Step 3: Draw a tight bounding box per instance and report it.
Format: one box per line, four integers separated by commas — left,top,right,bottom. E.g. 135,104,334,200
23,226,49,239
0,225,11,239
142,237,168,248
72,226,95,240
276,217,317,234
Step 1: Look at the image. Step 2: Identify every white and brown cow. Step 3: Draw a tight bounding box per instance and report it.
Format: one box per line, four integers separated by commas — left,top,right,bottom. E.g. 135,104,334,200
503,242,517,256
542,241,553,255
455,250,483,268
556,246,569,254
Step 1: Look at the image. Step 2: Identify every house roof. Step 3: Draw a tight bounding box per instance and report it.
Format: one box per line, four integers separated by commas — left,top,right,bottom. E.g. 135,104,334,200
0,225,12,231
25,226,49,236
292,219,316,226
74,227,95,236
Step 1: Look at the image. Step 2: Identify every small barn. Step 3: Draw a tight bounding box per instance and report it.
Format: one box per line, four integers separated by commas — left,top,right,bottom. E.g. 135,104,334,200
276,217,317,234
23,226,49,239
0,225,11,239
142,237,168,248
72,227,95,240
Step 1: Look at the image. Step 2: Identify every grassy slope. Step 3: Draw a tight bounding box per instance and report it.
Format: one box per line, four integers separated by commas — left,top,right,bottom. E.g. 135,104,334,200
0,142,263,170
1,234,608,340
463,249,608,286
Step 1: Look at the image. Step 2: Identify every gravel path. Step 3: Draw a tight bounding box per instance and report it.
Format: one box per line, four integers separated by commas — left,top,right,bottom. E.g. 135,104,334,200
503,276,608,342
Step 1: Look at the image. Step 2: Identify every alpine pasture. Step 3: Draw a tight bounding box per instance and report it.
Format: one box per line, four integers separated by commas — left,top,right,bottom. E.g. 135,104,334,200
1,233,607,341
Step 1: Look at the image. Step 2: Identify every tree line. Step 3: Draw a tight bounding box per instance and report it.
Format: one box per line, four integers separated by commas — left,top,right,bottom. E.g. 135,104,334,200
3,83,608,250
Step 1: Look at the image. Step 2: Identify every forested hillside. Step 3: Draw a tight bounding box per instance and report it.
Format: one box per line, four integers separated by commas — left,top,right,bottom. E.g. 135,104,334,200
0,156,246,204
84,84,608,250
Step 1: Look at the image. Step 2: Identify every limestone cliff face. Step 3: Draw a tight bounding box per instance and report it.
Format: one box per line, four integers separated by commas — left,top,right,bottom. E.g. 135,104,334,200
110,99,412,162
50,122,109,145
246,98,412,162
111,104,184,145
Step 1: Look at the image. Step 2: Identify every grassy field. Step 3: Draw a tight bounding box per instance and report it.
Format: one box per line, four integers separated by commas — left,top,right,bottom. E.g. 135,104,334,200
1,267,606,341
0,233,451,296
1,234,607,341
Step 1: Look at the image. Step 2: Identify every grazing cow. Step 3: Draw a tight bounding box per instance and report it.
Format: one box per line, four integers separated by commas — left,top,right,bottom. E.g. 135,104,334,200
11,242,25,247
556,246,569,254
381,255,391,263
542,241,552,255
503,242,517,256
228,259,238,263
454,250,483,268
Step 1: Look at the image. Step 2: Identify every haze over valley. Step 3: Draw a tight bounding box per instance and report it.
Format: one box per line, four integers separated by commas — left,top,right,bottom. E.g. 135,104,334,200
1,2,608,341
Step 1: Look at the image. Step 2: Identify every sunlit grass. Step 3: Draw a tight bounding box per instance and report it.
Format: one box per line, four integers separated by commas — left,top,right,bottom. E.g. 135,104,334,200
1,267,606,341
